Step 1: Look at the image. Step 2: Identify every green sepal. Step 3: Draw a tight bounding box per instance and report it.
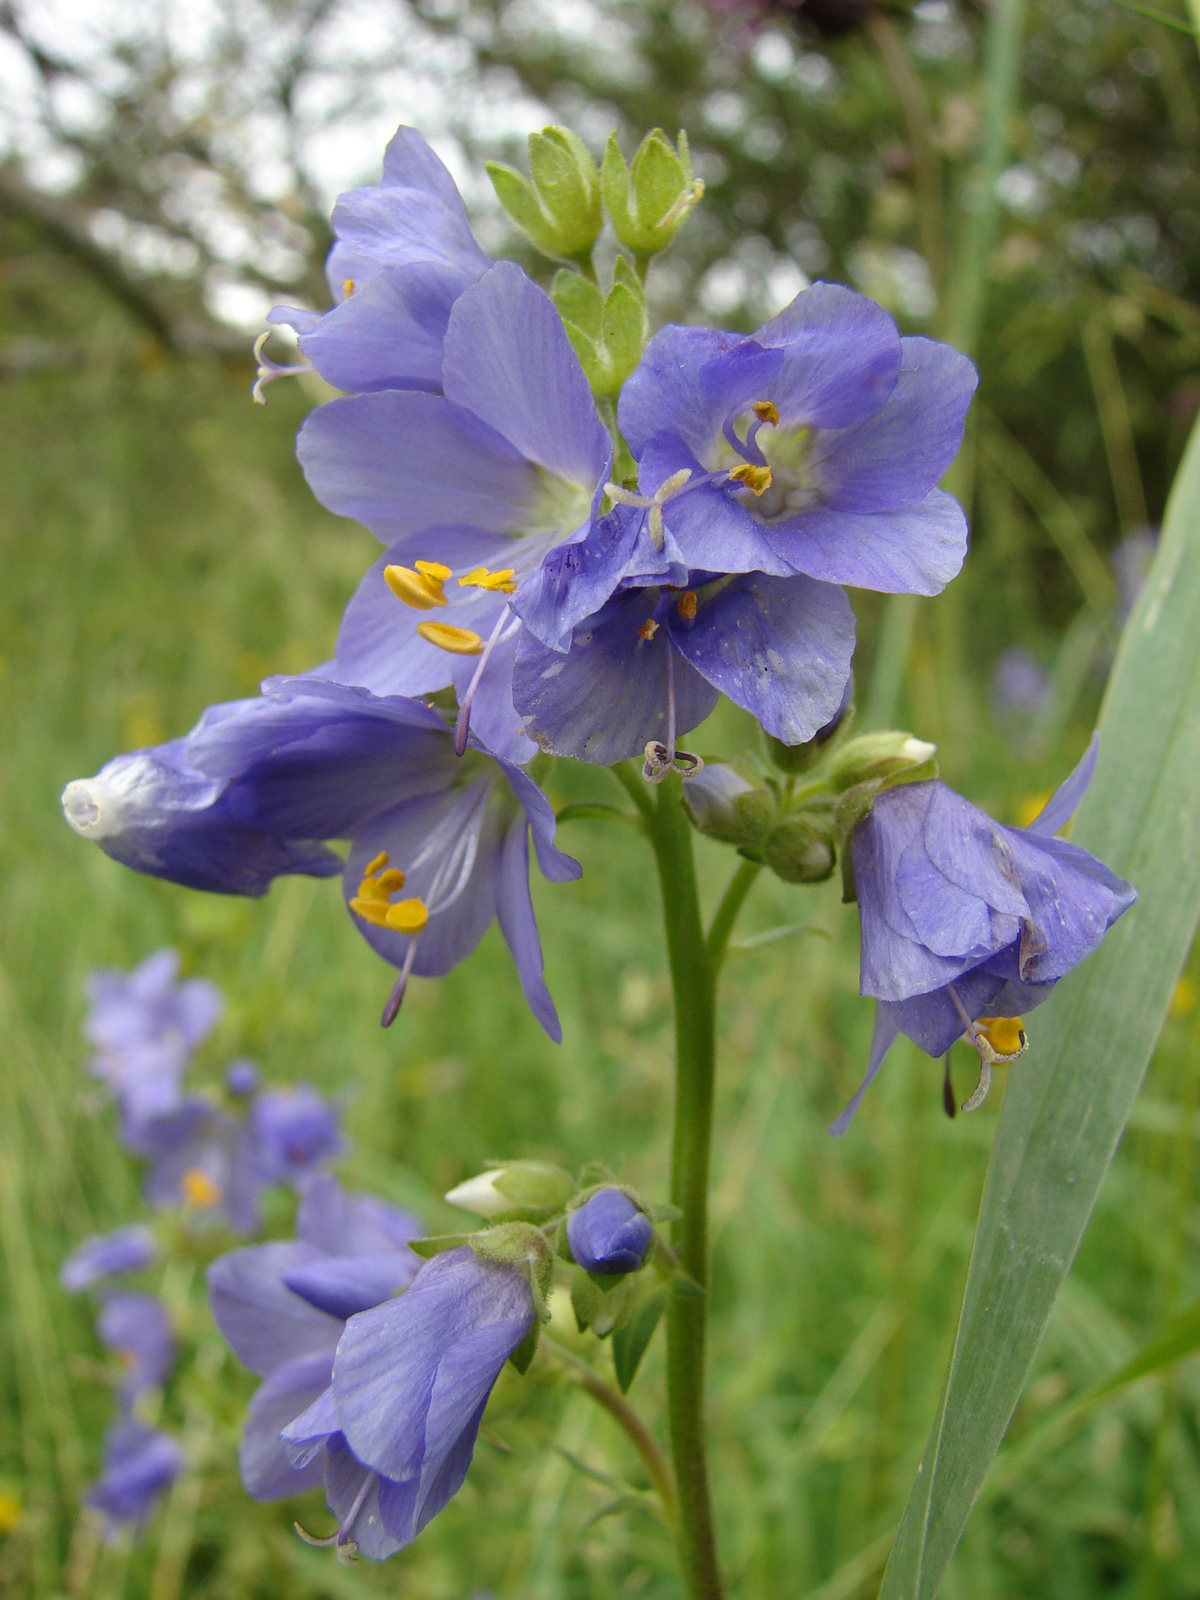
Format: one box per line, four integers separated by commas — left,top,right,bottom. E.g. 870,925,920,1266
602,129,704,260
487,126,601,264
650,1201,683,1224
590,1274,636,1338
763,813,836,885
551,269,603,337
470,1222,555,1321
833,757,940,841
671,1272,706,1299
489,1161,576,1217
408,1233,474,1259
508,1322,540,1375
571,1267,600,1333
612,1283,668,1393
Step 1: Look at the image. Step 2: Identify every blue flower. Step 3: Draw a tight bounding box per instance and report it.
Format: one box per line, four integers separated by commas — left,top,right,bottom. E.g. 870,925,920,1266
617,281,977,594
60,1226,156,1293
139,1101,264,1233
832,737,1136,1133
85,1420,182,1534
279,1246,534,1559
207,1175,421,1547
84,949,222,1133
262,126,492,398
250,1085,345,1188
95,1292,176,1406
567,1190,653,1275
225,1059,259,1096
512,557,855,764
63,678,580,1037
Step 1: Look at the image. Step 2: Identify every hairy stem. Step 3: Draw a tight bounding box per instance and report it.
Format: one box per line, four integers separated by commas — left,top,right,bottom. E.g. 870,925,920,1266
540,1338,677,1520
645,775,725,1600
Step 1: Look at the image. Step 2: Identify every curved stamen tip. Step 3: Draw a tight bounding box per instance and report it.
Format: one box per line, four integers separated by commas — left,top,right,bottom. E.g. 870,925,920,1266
642,742,705,783
252,331,310,405
961,1057,992,1114
335,1539,360,1565
294,1521,339,1549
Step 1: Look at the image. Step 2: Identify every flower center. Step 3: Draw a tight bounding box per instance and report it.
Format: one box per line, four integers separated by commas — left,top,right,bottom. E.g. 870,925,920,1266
350,853,429,932
181,1168,222,1208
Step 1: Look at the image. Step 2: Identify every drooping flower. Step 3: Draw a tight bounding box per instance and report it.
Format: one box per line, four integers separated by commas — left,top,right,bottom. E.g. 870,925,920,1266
282,1246,534,1558
95,1292,176,1406
60,1226,157,1293
207,1175,421,1546
139,1101,264,1234
260,126,492,398
832,737,1136,1133
617,281,977,596
512,554,855,765
84,949,222,1133
250,1085,345,1188
567,1190,653,1275
85,1420,183,1534
62,678,580,1037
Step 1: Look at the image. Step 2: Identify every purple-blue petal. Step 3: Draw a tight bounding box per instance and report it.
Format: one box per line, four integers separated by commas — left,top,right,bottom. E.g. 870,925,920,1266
1026,734,1098,837
296,1173,423,1259
494,811,562,1043
567,1190,653,1274
207,1241,341,1376
754,281,903,428
282,1252,416,1322
762,489,968,596
239,1351,333,1500
61,1226,156,1293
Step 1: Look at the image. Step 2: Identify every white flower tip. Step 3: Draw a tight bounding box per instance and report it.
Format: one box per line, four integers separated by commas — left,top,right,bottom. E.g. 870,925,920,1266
443,1170,507,1217
62,779,103,836
899,737,936,765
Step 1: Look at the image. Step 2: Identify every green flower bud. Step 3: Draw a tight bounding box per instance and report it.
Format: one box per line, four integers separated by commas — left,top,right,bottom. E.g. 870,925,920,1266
470,1222,555,1320
444,1160,576,1222
681,763,775,847
487,126,602,264
602,129,704,262
763,814,836,884
826,731,937,794
551,257,648,398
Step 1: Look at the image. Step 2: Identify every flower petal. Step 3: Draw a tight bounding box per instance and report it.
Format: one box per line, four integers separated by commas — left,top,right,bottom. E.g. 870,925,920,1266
494,811,562,1042
240,1351,334,1500
1026,734,1098,836
762,489,968,595
207,1242,340,1377
828,1006,899,1137
282,1252,417,1322
298,262,476,394
754,280,903,428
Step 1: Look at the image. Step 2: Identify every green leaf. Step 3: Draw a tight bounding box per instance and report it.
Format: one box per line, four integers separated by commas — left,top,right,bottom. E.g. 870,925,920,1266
612,1284,667,1393
408,1233,473,1259
880,412,1200,1597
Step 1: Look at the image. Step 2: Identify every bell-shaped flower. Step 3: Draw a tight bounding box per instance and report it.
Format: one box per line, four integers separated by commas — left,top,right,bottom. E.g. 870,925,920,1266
512,556,855,765
263,126,493,397
278,1246,535,1559
60,1226,157,1294
567,1190,653,1275
86,1420,183,1534
139,1101,264,1234
617,281,977,595
832,737,1136,1133
96,1292,176,1407
83,949,222,1134
207,1175,421,1535
62,677,581,1038
250,1085,345,1188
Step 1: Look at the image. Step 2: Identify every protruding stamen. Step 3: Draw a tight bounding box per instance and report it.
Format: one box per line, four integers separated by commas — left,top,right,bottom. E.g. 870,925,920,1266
605,468,694,553
342,279,356,298
251,331,310,405
458,566,517,594
946,987,1027,1114
638,618,659,641
385,564,447,610
364,851,389,877
384,899,428,933
294,1522,339,1549
942,1054,957,1119
961,1058,992,1114
729,463,773,496
417,622,484,655
677,590,697,621
181,1168,222,1209
753,400,780,425
454,608,518,756
382,940,420,1027
294,1468,375,1562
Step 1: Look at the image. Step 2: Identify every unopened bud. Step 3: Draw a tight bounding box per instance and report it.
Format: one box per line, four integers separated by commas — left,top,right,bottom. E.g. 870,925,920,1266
827,731,937,793
682,764,774,847
444,1161,575,1222
552,258,648,398
763,815,836,884
602,129,703,262
567,1189,653,1276
487,127,601,264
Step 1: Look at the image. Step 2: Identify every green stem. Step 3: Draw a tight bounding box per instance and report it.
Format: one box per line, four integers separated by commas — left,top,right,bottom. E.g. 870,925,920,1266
706,859,762,969
644,775,725,1600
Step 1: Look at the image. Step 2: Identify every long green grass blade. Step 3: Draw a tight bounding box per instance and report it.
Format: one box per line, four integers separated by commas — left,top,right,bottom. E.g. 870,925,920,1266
879,412,1200,1598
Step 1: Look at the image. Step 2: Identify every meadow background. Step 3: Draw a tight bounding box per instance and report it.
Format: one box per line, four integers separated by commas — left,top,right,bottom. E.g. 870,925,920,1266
2,0,1200,1594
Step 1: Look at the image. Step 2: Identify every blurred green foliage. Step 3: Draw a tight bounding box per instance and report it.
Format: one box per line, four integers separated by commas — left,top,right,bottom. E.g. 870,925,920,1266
3,0,1200,1593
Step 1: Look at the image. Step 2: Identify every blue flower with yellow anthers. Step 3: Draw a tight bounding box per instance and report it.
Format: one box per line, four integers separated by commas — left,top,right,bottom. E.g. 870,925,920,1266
62,677,580,1036
832,738,1136,1133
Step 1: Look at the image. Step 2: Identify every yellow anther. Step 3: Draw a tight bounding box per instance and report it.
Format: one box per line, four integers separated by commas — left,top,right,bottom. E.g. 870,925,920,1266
458,566,518,594
356,877,390,903
415,560,452,582
181,1168,222,1209
385,564,447,610
976,1016,1028,1059
753,400,780,425
350,896,390,926
677,590,698,621
638,618,659,641
729,463,773,496
375,868,407,892
343,278,356,297
417,622,485,655
364,852,389,877
385,898,429,933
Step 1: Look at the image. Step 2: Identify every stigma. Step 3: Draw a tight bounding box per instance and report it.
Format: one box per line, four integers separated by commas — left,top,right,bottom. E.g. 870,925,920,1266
350,853,430,933
181,1168,222,1209
384,561,452,610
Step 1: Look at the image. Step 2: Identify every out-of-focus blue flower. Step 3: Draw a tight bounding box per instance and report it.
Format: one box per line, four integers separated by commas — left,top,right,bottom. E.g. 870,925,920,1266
207,1174,421,1547
63,678,580,1038
303,261,643,763
832,737,1136,1133
568,1190,653,1275
263,126,492,397
617,282,976,595
96,1293,176,1406
251,1086,345,1188
512,558,855,763
991,648,1050,720
86,1419,183,1534
61,1226,156,1293
278,1246,534,1559
83,949,222,1132
1112,528,1158,627
225,1059,259,1096
140,1101,263,1234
